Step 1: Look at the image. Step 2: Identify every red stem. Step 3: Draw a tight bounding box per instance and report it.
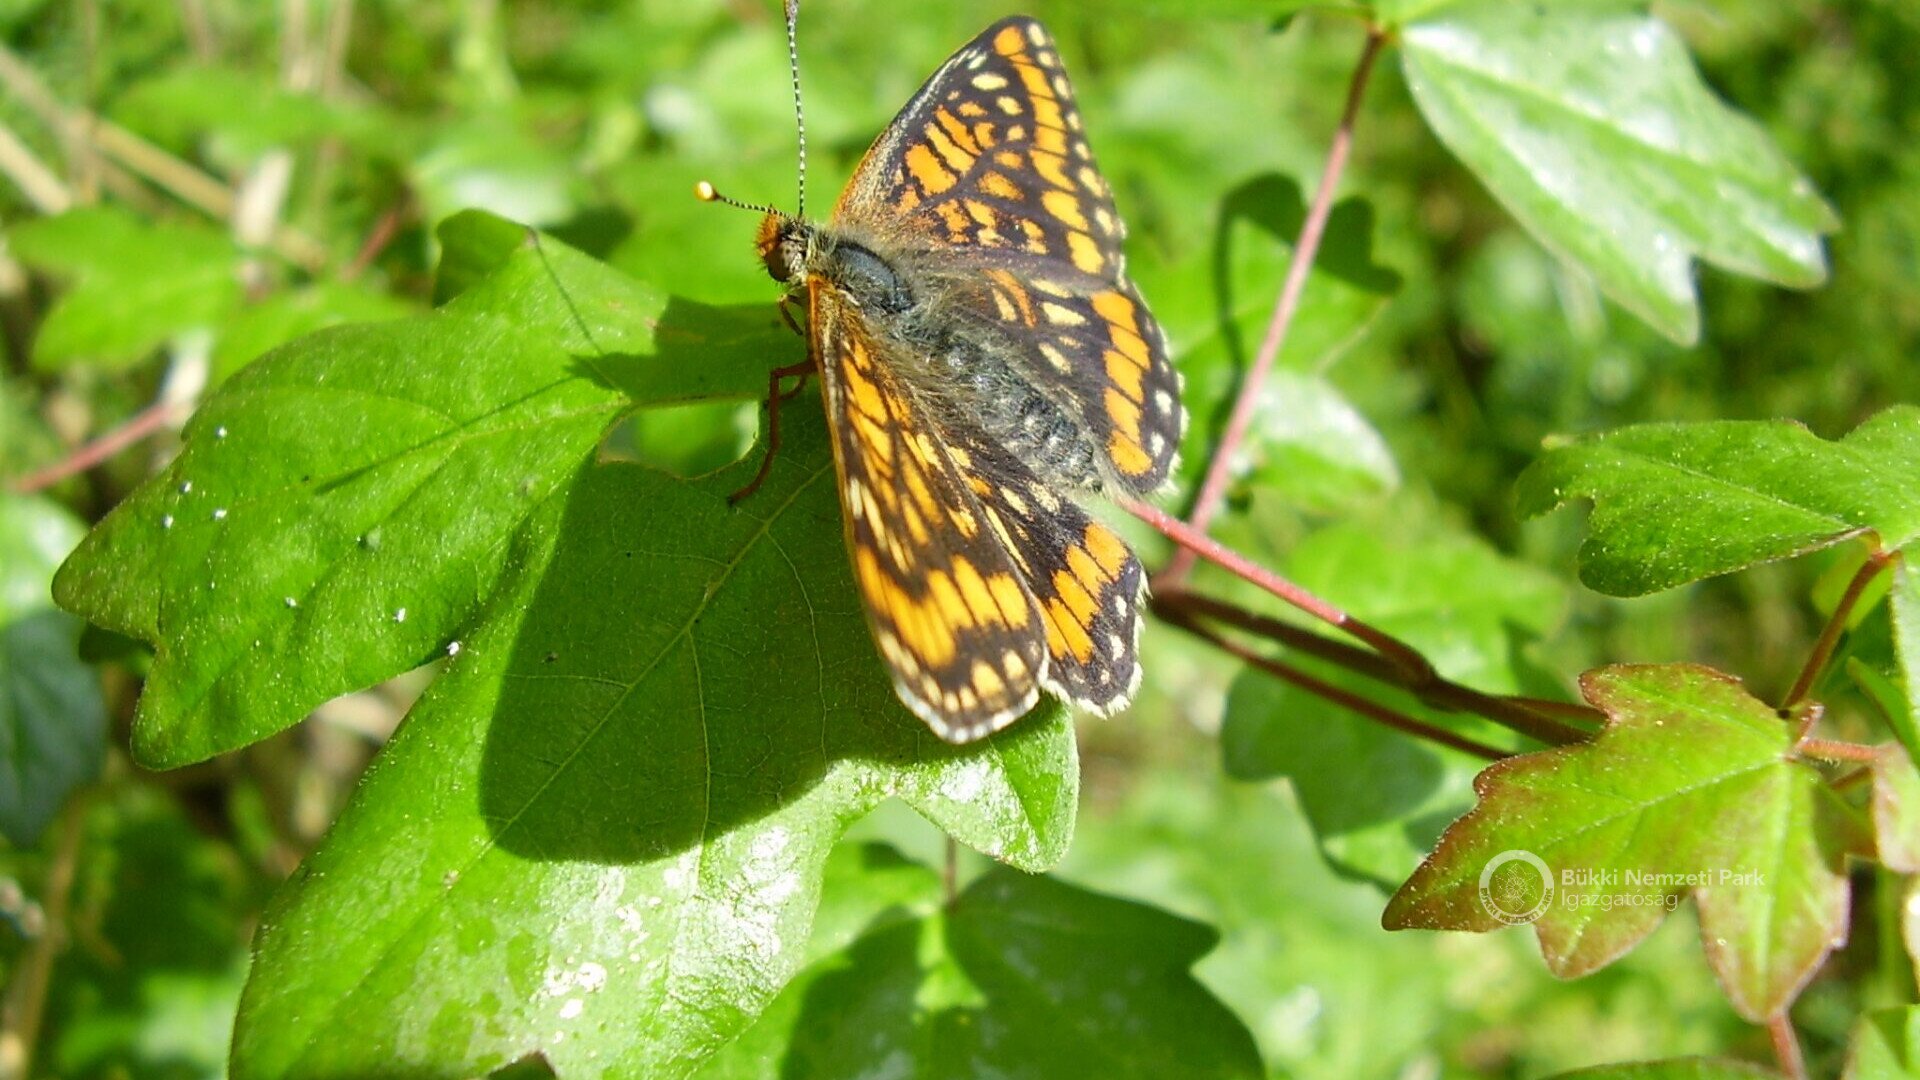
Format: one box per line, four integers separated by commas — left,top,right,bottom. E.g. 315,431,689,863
1161,605,1507,761
1155,588,1592,747
8,397,184,494
1164,24,1388,583
1795,737,1879,765
1767,1014,1807,1080
1122,495,1434,684
1780,549,1893,710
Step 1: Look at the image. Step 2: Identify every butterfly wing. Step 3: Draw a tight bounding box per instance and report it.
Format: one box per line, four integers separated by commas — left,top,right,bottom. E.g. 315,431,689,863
833,15,1184,496
940,424,1147,714
809,281,1053,741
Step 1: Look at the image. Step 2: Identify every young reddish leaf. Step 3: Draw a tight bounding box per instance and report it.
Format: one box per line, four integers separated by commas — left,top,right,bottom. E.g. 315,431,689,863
1517,409,1920,596
1385,664,1867,1021
1871,745,1920,873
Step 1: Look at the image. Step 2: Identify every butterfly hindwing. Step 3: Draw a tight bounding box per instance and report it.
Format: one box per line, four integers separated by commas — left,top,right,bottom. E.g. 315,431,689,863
938,422,1147,713
808,282,1052,741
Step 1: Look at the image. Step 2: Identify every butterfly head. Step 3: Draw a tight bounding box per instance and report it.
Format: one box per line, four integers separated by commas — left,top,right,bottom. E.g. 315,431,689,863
695,180,813,285
755,211,813,285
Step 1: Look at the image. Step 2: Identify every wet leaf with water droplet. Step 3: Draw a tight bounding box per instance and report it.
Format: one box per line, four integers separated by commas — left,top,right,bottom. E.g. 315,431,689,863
694,844,1260,1080
41,212,1091,1077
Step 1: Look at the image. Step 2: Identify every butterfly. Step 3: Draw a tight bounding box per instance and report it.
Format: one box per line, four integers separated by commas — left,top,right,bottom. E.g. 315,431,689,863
706,11,1185,742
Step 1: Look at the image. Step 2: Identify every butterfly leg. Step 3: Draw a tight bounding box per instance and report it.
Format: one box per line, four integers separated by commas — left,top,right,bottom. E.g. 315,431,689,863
729,358,818,505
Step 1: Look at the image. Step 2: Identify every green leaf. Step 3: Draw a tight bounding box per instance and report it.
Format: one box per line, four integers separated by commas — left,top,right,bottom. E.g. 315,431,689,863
1134,177,1400,503
209,283,416,385
694,851,1262,1080
117,65,395,163
1846,1007,1920,1080
45,784,251,1079
54,214,780,767
1400,5,1837,343
1890,561,1920,759
1871,745,1920,874
9,206,243,370
0,493,105,845
1516,409,1920,596
1545,1059,1781,1080
1385,664,1867,1021
1239,371,1399,514
231,424,1077,1079
1220,510,1564,885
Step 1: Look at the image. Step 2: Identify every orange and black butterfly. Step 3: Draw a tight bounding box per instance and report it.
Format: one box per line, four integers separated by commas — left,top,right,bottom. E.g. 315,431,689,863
704,8,1184,742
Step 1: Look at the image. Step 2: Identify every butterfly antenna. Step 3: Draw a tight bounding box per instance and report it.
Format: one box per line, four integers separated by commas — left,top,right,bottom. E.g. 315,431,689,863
784,0,807,218
693,180,780,217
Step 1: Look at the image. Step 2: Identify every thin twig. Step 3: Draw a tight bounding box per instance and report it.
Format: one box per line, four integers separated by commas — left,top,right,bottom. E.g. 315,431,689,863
0,43,328,269
1161,605,1507,761
1767,1013,1807,1080
1164,24,1389,583
1781,550,1893,710
1155,588,1592,747
0,119,70,213
343,200,406,280
1122,495,1435,683
0,794,89,1080
1795,737,1879,766
8,397,186,493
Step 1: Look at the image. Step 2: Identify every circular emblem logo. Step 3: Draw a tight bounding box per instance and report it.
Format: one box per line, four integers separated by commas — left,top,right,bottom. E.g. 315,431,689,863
1478,850,1554,925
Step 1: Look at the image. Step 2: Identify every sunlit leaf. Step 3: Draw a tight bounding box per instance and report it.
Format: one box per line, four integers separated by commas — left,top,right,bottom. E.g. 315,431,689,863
1517,409,1920,596
1401,5,1837,343
231,424,1077,1078
1386,664,1867,1021
54,213,780,767
695,848,1262,1080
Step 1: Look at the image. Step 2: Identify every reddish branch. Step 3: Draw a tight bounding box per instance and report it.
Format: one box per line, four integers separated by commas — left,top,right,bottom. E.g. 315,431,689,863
1780,549,1894,710
1159,604,1507,760
8,397,186,494
1122,495,1435,683
1768,1014,1807,1080
1164,24,1389,583
1154,589,1594,748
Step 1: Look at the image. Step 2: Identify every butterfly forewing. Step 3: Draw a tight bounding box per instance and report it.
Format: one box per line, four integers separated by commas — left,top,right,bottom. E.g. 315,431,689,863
834,15,1184,494
808,283,1052,741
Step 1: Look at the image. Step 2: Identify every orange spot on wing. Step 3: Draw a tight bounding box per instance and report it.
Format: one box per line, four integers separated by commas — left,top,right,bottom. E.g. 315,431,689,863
1107,430,1153,477
995,24,1027,55
905,143,955,194
1044,597,1095,662
1067,231,1104,273
1041,189,1086,230
1105,349,1144,402
981,172,1022,200
1084,523,1130,578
